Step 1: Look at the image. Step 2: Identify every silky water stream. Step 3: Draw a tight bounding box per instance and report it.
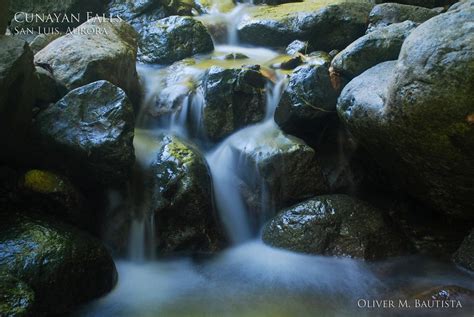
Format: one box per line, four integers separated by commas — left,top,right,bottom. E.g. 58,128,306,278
79,3,474,317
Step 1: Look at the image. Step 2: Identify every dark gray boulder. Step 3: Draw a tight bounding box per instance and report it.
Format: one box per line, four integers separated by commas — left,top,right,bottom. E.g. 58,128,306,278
331,21,418,79
138,16,214,64
453,229,474,272
0,211,117,315
35,80,135,186
201,66,266,141
237,1,373,50
275,62,338,139
374,0,455,9
263,194,412,260
34,66,67,106
34,18,141,106
0,36,36,162
142,132,223,253
367,2,441,32
338,5,474,218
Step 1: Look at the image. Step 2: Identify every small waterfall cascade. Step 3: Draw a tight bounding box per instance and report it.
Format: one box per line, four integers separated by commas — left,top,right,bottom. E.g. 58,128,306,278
126,1,289,259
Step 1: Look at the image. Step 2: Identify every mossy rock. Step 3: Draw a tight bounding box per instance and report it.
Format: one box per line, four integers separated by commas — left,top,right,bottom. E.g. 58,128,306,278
237,0,374,50
0,211,117,315
0,272,35,317
263,194,412,260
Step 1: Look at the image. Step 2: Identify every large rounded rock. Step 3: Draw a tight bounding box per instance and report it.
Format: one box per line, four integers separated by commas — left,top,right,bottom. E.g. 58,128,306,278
263,195,412,260
138,16,214,64
138,132,223,253
453,229,474,272
0,36,36,162
338,5,474,218
331,21,418,79
275,62,338,139
201,66,266,141
237,0,373,50
367,3,441,32
35,80,135,186
34,17,141,105
0,211,117,315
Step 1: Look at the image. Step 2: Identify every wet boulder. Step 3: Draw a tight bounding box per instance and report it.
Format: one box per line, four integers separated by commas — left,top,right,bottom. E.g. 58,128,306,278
374,0,454,9
35,80,135,186
367,3,442,32
201,66,267,141
228,122,328,209
338,5,474,218
237,1,373,50
275,62,338,139
34,17,141,105
8,0,106,31
331,21,418,79
138,16,214,64
0,272,35,317
34,66,67,106
143,132,223,253
453,229,474,272
0,211,117,315
0,36,36,162
285,40,313,55
263,194,412,260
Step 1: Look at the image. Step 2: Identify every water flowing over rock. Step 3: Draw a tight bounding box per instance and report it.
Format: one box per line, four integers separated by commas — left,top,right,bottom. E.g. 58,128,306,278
331,21,418,79
34,17,141,105
237,0,374,50
34,80,135,186
138,16,214,64
0,211,117,315
0,272,35,317
201,65,266,141
337,5,474,218
275,61,338,139
0,36,36,162
453,229,474,272
8,0,106,31
367,3,442,33
137,132,224,254
263,194,412,259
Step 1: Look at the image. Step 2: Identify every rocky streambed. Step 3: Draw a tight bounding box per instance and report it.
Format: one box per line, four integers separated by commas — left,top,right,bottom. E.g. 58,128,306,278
1,0,474,316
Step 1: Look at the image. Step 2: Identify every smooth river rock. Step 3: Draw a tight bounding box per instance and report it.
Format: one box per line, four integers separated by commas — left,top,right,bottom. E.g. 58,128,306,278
138,16,214,64
35,80,135,186
263,194,412,260
337,5,474,218
0,211,117,315
237,0,374,50
331,20,418,79
35,17,141,106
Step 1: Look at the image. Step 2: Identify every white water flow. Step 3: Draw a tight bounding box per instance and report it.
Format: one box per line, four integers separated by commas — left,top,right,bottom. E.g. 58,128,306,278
126,0,287,258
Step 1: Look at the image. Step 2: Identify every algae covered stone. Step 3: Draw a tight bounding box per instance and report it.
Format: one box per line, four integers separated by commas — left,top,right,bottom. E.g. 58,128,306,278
140,132,223,253
237,0,373,50
0,211,117,315
263,194,411,259
0,272,34,317
138,16,214,64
